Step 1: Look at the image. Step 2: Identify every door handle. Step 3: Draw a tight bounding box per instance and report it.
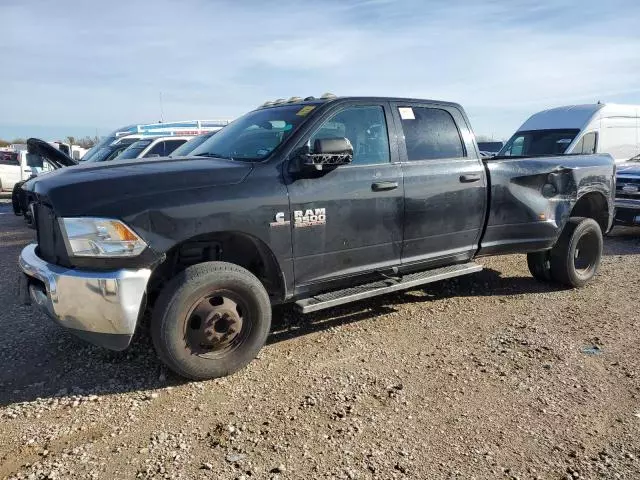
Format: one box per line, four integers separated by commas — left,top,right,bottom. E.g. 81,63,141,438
372,181,399,192
459,174,481,183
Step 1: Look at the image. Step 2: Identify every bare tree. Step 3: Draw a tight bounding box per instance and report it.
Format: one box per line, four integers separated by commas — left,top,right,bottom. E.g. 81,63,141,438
75,136,99,148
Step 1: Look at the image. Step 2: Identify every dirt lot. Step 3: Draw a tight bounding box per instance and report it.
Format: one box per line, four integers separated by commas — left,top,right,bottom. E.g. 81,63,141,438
1,196,639,480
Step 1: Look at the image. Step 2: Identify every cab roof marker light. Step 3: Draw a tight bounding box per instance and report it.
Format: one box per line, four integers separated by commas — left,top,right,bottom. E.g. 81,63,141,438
320,92,337,100
272,98,286,105
287,96,302,103
261,101,274,107
304,96,316,101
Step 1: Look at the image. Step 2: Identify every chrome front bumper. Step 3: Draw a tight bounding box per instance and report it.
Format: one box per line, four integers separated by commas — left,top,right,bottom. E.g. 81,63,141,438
19,243,151,350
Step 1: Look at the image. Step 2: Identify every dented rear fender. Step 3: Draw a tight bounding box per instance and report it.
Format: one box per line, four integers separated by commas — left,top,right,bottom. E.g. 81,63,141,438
478,154,615,256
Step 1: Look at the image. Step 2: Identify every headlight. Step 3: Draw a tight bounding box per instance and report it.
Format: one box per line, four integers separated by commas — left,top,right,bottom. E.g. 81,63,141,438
60,217,147,257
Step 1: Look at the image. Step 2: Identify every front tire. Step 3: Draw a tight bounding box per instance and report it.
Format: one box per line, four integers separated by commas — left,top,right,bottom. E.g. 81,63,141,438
151,261,271,380
550,217,603,288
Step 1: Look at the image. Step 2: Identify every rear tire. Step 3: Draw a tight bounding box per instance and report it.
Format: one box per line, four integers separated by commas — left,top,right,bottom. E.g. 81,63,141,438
549,217,603,288
527,250,553,282
151,261,271,380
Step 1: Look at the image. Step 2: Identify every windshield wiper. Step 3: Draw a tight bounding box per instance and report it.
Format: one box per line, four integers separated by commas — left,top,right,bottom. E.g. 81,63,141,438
197,152,235,160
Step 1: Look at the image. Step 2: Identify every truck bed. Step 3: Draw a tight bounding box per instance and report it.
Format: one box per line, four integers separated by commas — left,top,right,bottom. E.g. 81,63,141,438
478,154,615,256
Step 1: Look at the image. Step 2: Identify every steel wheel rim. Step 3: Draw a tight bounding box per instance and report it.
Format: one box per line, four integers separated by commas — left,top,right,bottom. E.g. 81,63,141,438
183,289,252,359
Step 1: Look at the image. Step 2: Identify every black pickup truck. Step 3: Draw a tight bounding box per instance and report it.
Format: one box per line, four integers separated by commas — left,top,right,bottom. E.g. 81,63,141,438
19,96,615,380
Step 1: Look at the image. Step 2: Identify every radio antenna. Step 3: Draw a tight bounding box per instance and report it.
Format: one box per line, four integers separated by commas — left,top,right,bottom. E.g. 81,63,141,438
159,92,165,123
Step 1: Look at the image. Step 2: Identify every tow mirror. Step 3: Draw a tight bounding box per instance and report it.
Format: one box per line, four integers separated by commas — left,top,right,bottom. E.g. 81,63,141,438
302,137,353,172
26,153,44,168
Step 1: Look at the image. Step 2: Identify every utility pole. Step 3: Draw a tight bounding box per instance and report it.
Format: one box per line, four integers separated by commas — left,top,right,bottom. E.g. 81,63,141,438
159,92,165,123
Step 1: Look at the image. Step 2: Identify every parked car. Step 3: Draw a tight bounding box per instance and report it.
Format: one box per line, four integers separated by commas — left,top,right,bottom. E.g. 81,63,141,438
19,95,615,380
11,138,77,219
499,103,640,163
79,138,140,163
81,120,230,163
614,157,640,226
169,131,218,157
115,136,191,160
3,138,75,193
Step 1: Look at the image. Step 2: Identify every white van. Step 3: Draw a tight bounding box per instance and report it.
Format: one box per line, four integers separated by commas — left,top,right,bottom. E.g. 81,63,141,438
499,103,640,163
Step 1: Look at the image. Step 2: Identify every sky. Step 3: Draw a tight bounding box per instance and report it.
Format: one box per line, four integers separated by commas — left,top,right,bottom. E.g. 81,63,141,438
1,0,640,141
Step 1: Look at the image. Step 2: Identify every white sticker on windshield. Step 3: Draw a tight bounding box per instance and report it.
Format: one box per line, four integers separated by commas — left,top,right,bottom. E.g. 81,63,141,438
399,107,415,120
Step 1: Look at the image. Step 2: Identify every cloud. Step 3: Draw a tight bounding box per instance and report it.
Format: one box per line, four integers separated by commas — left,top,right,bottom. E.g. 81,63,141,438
1,0,639,139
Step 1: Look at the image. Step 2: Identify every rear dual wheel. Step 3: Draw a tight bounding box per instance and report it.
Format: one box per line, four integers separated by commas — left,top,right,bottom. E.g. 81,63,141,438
527,217,603,288
152,261,271,380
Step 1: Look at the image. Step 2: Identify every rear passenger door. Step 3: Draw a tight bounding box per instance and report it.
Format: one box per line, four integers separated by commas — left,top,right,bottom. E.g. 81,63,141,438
391,103,487,267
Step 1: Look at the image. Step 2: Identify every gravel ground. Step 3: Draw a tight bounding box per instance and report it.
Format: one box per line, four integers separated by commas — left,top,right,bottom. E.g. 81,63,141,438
1,195,640,479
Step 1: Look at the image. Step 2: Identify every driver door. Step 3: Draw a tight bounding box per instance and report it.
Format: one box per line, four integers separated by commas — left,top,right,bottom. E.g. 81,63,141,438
285,102,404,290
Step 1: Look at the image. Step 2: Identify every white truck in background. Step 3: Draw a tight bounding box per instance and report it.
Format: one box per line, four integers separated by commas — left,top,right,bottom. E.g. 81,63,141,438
0,140,76,192
0,151,28,191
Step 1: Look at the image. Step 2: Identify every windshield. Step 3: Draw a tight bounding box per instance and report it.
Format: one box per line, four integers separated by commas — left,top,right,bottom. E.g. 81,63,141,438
117,139,154,160
81,135,118,161
83,144,130,163
170,132,215,157
191,105,314,161
83,147,113,163
499,129,580,157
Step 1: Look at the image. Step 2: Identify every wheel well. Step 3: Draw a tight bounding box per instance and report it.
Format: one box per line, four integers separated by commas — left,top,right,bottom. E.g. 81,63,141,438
148,232,285,305
570,192,609,232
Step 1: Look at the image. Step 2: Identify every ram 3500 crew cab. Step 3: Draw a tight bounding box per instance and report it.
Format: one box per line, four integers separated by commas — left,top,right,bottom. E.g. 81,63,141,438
19,96,615,379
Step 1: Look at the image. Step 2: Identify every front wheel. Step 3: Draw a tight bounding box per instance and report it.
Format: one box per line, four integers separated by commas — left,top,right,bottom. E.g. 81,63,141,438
550,217,603,288
151,261,271,380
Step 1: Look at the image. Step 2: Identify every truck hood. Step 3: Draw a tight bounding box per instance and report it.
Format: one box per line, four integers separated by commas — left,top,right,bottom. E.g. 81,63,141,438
28,156,253,216
616,162,640,177
27,137,77,168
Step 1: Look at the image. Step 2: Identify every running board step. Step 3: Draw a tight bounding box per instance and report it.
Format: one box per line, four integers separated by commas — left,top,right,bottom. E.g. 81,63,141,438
295,262,482,314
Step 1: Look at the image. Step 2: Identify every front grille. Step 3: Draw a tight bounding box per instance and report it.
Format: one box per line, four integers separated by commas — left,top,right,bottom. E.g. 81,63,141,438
616,176,640,199
34,203,71,267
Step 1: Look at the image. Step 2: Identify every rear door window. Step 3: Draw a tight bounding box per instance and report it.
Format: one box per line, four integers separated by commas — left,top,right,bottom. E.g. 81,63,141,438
397,107,465,161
